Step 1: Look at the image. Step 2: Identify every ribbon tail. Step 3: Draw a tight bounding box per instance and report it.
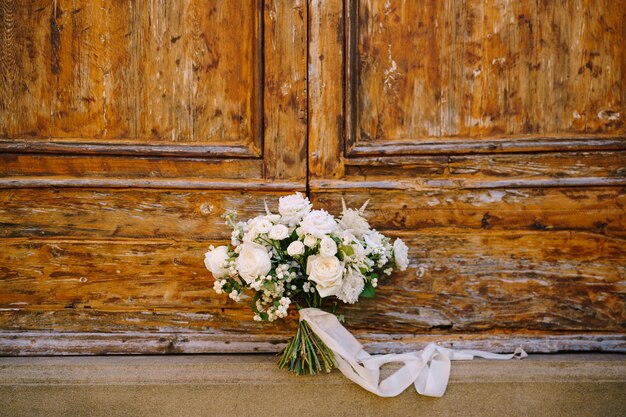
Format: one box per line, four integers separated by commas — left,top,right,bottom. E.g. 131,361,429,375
298,308,526,398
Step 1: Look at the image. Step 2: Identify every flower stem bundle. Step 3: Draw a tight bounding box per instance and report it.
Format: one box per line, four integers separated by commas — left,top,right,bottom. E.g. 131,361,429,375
277,318,337,376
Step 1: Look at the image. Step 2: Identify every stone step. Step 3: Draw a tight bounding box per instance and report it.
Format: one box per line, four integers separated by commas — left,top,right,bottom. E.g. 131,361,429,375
1,353,625,417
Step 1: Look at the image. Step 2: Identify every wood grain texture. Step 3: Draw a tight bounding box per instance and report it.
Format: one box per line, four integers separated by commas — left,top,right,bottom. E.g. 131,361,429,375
0,0,51,138
350,0,625,145
0,189,291,240
1,0,261,147
308,0,345,179
1,331,624,355
312,187,626,237
0,153,263,179
1,0,624,356
263,0,308,180
0,231,622,345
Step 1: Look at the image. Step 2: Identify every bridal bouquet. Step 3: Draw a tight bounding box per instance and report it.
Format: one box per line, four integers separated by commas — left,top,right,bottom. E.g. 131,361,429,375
204,192,409,375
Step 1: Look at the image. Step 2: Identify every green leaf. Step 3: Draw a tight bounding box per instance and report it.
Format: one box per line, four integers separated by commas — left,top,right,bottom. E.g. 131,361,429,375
360,282,375,298
339,245,354,256
251,292,262,313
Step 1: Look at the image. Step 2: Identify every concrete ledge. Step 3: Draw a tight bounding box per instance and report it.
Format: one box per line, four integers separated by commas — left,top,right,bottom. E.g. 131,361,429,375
1,354,625,416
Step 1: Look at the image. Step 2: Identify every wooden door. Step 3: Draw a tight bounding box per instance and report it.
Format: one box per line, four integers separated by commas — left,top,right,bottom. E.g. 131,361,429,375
0,1,624,355
0,1,307,354
308,1,625,352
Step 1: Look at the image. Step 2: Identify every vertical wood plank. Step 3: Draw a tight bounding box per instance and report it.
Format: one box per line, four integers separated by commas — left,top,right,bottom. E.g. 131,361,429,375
263,0,307,180
0,0,51,138
308,0,345,179
49,0,134,139
190,0,256,144
136,0,192,142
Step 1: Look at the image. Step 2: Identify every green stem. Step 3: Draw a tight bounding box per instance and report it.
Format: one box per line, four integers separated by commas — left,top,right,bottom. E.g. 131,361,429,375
277,317,337,376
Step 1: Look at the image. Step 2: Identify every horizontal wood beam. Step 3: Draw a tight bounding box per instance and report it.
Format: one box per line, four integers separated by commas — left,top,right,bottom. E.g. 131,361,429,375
0,140,261,158
0,331,623,355
347,136,626,157
0,177,304,190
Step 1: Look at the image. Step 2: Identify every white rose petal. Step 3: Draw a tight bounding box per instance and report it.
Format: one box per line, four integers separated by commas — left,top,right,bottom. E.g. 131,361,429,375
204,246,230,279
303,234,318,247
393,238,409,271
287,240,305,256
255,218,272,234
306,254,344,298
279,192,312,226
268,224,289,240
364,230,385,249
236,242,272,284
319,237,337,256
299,210,338,239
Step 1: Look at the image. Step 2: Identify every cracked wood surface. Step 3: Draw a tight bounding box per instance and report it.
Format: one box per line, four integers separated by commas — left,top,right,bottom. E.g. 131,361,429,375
0,0,624,354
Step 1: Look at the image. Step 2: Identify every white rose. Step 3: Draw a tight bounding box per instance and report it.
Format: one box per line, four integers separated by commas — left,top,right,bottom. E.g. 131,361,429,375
303,234,317,247
268,224,289,240
319,237,337,256
236,242,272,284
300,209,338,238
204,246,230,279
279,192,312,226
393,238,409,271
287,240,305,256
306,254,344,298
251,217,272,234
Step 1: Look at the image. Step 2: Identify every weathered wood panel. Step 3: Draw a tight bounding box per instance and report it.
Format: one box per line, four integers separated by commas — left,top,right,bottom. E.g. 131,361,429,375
312,187,626,236
0,189,288,240
263,0,308,180
351,0,625,144
308,0,345,180
49,0,134,140
1,0,261,147
0,154,263,180
0,231,622,349
2,330,624,355
0,187,623,240
345,151,626,179
0,0,51,138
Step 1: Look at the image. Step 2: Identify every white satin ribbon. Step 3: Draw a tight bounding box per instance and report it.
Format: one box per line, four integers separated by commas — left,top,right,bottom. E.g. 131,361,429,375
299,308,527,398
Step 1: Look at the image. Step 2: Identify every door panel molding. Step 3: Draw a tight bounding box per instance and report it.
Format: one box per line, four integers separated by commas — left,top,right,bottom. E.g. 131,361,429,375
344,0,625,156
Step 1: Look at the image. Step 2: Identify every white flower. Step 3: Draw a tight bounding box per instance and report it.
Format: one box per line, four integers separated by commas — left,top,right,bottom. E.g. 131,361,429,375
299,210,338,239
393,238,409,271
319,237,337,256
279,192,312,226
303,234,318,247
338,209,371,239
287,240,305,256
306,254,344,298
204,246,230,278
364,230,385,249
337,269,365,304
250,217,272,234
268,224,289,240
213,279,226,294
236,242,272,284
